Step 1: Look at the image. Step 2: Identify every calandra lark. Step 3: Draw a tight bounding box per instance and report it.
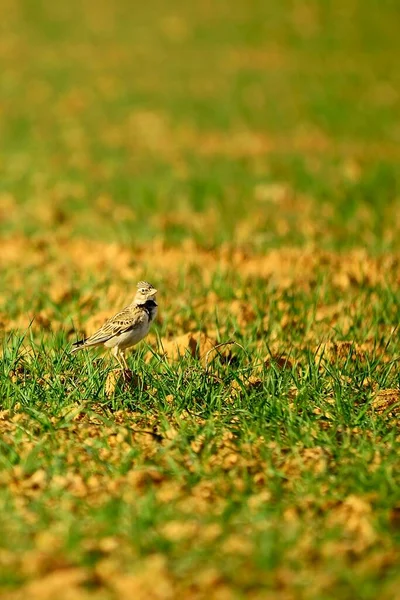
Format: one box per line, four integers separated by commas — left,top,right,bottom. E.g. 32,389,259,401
71,281,158,370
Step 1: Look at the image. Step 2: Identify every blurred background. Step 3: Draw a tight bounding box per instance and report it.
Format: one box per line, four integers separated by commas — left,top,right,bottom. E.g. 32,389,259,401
0,0,399,250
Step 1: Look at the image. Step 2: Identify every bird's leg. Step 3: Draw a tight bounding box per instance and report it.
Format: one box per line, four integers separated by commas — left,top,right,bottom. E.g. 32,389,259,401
110,347,132,383
116,347,131,378
120,350,129,371
111,346,124,370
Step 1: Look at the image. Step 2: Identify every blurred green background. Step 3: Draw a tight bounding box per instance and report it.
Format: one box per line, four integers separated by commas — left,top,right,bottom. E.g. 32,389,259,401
0,0,399,249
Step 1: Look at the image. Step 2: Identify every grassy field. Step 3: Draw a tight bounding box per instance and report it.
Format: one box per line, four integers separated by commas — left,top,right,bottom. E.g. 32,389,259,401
1,0,400,598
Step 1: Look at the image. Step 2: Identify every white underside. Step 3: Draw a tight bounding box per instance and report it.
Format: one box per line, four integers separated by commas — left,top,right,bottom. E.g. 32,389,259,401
103,320,151,350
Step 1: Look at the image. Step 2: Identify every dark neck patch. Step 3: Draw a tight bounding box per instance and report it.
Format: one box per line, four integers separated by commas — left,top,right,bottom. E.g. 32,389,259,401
139,299,157,308
139,299,158,321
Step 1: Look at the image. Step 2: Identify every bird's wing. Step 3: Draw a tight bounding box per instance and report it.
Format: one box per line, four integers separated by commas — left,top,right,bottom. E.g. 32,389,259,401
81,305,146,346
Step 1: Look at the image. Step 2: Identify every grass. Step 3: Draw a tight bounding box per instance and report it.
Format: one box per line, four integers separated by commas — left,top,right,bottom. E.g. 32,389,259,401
1,0,400,598
1,250,400,599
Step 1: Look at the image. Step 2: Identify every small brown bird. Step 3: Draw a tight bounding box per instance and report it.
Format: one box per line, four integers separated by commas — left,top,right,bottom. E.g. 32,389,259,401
71,281,158,369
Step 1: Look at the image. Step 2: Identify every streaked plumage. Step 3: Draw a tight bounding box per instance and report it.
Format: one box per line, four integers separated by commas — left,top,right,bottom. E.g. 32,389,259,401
71,281,158,369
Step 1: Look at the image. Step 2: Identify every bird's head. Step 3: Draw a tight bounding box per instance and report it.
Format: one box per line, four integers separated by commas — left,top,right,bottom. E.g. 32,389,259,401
134,281,157,303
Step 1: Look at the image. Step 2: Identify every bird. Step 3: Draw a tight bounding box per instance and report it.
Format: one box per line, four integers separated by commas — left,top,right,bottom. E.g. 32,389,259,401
71,281,158,370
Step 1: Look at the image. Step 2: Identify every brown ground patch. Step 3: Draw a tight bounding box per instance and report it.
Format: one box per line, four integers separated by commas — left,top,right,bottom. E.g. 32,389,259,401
372,389,400,415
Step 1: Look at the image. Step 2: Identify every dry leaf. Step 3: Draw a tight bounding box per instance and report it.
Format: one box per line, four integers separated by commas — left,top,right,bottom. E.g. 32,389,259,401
372,389,400,414
105,369,141,397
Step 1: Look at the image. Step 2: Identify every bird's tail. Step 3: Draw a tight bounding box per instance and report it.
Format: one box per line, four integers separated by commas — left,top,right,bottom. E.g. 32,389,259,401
71,339,87,353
